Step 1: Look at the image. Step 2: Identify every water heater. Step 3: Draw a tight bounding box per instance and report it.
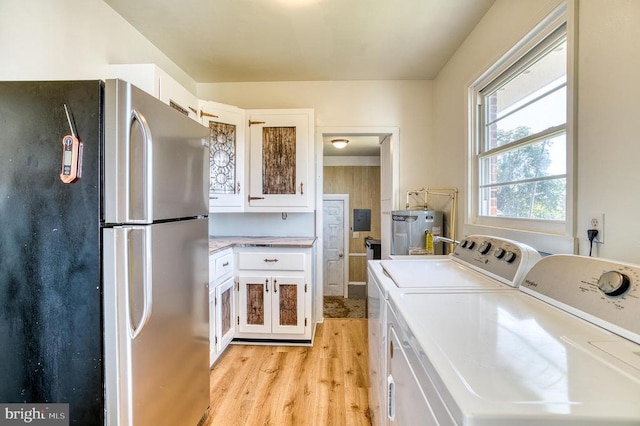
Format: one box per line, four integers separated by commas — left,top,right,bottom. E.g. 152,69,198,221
391,210,444,255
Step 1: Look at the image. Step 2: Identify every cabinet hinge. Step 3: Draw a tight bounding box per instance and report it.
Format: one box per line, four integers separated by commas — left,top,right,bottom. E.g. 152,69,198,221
235,280,239,291
248,120,266,126
200,110,219,119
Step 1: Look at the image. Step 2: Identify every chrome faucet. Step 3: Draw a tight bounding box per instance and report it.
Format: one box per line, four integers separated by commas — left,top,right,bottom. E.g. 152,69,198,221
433,236,460,245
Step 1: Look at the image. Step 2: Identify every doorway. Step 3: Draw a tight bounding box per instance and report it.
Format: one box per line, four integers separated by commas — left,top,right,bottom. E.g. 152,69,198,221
315,126,399,319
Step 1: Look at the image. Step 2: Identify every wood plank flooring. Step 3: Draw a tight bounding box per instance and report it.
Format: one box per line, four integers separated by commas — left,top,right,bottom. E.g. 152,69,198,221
201,319,372,426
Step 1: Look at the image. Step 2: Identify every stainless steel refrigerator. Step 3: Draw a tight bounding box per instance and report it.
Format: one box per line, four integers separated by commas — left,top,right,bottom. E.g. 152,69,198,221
0,79,210,425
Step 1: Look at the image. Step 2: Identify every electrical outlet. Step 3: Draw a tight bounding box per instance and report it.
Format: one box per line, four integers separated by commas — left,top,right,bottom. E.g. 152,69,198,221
588,213,604,244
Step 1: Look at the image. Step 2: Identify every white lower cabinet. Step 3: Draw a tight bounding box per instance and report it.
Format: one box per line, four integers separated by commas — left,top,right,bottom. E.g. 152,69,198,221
209,248,235,366
235,248,312,342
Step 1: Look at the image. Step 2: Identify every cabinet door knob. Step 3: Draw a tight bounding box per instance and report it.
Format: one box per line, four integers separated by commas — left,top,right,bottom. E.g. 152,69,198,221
273,279,278,293
265,278,269,292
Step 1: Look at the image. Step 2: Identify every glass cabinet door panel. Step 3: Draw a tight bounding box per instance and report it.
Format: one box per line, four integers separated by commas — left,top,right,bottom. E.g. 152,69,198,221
262,126,296,194
220,284,232,336
208,121,237,195
272,276,305,335
246,282,265,326
277,282,298,326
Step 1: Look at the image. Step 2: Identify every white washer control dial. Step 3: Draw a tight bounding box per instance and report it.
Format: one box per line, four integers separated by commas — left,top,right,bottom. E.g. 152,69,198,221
597,271,631,296
503,251,517,263
478,241,492,255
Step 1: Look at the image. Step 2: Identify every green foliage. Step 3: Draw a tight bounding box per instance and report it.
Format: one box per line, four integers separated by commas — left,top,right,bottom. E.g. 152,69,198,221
491,126,565,220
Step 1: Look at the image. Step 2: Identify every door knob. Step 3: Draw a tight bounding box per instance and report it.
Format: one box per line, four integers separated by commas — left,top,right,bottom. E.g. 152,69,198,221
338,253,344,258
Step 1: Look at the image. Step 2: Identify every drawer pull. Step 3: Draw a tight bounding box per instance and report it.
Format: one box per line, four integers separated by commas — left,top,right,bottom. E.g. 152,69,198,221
222,261,229,267
263,258,279,263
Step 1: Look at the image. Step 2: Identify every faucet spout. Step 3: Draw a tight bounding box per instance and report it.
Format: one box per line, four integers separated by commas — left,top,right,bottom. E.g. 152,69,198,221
433,236,460,245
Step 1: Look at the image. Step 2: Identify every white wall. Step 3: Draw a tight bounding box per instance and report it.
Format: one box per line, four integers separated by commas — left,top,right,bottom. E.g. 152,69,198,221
0,0,196,93
433,0,566,253
575,0,640,262
197,80,435,200
433,0,640,262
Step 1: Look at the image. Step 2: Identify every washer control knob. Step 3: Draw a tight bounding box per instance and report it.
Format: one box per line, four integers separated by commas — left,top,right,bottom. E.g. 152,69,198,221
478,241,492,255
494,248,506,259
504,251,517,263
597,271,631,296
460,239,468,248
466,241,476,250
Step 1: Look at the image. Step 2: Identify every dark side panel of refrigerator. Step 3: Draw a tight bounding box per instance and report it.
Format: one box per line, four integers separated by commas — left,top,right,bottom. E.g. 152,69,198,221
0,81,104,425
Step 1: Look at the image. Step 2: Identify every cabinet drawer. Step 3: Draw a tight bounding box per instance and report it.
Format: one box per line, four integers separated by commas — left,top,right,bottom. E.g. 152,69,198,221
237,252,305,271
215,252,234,281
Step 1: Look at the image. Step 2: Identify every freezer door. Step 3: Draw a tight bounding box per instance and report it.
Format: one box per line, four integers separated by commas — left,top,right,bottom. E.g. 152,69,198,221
104,79,209,224
103,218,210,426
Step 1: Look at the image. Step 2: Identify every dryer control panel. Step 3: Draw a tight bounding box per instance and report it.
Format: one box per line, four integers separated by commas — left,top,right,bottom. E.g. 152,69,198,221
451,235,541,287
521,254,640,344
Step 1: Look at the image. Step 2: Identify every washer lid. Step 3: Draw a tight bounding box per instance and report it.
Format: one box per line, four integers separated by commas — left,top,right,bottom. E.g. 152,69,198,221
381,259,506,290
390,291,640,425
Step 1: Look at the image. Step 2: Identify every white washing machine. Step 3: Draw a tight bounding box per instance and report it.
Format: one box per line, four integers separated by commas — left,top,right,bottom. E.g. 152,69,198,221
386,254,640,425
367,235,542,426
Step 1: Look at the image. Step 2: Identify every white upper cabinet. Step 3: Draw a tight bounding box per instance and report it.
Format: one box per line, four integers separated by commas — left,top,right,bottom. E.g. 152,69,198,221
199,100,246,212
246,109,315,212
108,64,200,122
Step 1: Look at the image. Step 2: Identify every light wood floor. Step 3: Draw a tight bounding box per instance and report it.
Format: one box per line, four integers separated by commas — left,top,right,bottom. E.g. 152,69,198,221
202,319,372,426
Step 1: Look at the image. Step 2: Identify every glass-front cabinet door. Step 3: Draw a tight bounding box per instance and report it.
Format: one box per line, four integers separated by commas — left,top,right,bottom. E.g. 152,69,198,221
199,100,245,212
238,275,272,334
247,109,314,211
215,277,236,353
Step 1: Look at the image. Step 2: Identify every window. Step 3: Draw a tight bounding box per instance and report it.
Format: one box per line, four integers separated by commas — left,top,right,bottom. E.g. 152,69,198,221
470,15,570,238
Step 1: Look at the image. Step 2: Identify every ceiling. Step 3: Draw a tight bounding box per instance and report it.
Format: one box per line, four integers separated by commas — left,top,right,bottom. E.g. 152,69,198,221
104,0,495,83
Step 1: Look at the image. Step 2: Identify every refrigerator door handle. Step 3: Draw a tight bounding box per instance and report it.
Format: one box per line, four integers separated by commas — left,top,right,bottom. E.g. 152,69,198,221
127,109,153,223
124,227,153,339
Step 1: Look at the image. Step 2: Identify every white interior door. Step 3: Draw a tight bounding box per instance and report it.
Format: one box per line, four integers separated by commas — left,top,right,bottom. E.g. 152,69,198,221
323,196,348,297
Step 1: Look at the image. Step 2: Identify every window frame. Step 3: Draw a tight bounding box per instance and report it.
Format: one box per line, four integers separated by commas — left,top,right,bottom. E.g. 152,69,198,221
467,3,575,253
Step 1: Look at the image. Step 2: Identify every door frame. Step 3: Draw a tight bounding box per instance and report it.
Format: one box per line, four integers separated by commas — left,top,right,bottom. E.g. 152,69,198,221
315,126,400,319
322,194,350,298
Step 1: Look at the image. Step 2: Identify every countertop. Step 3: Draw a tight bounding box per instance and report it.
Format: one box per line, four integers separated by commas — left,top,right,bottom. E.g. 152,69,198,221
209,236,317,254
